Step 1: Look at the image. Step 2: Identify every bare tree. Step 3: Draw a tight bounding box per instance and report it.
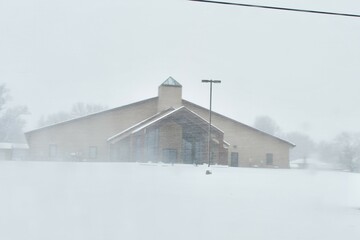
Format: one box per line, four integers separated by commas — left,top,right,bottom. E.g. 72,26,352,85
0,84,29,142
38,102,108,127
0,85,8,112
286,132,315,162
334,132,360,172
253,115,281,136
318,132,360,172
70,102,108,118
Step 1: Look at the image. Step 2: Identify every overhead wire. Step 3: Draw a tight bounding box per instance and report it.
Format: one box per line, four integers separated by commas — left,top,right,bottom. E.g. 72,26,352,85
188,0,360,18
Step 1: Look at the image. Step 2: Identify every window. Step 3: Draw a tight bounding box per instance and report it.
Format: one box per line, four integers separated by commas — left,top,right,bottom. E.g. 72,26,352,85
134,135,143,162
182,139,192,164
162,148,177,164
266,153,273,165
89,146,98,159
230,152,239,167
145,128,159,162
49,144,57,158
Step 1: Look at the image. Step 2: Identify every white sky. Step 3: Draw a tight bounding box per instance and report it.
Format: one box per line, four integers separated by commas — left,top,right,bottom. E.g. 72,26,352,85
1,0,360,141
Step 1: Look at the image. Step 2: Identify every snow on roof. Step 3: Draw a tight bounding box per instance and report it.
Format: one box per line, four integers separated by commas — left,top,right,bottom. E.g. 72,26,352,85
107,108,175,143
0,142,29,150
107,106,224,144
25,97,158,134
223,140,231,146
133,106,223,134
182,100,295,147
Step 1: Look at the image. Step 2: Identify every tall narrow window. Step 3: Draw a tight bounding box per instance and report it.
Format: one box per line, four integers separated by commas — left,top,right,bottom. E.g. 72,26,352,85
89,146,98,159
145,128,159,162
230,152,239,167
182,139,192,164
266,153,273,165
49,144,57,158
134,135,143,162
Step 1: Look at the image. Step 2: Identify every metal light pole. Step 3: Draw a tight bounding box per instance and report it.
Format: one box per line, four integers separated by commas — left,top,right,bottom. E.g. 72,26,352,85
202,80,221,168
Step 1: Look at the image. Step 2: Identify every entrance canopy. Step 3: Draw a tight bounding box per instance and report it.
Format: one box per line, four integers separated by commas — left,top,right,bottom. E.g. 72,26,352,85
107,106,229,164
107,106,225,144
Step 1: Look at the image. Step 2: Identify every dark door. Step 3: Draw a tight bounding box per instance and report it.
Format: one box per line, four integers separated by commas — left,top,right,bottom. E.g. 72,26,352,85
230,152,239,167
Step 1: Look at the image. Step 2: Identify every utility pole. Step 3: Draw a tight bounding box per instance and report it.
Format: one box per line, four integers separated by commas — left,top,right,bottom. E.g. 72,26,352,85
202,80,221,168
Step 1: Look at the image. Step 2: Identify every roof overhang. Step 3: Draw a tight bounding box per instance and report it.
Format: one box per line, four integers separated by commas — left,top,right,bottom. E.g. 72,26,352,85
108,106,224,144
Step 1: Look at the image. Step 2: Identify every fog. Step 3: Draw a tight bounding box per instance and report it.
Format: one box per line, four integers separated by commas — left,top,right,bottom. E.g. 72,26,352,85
1,2,360,239
1,0,360,141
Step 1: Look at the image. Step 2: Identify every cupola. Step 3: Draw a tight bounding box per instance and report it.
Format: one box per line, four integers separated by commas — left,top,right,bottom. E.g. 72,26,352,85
158,77,182,112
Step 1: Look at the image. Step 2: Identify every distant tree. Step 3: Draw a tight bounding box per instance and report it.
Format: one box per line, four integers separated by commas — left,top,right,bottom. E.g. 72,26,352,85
0,85,8,112
70,102,108,118
318,132,360,172
0,84,29,142
286,132,315,161
334,132,360,172
38,102,108,127
253,115,281,136
38,111,71,127
317,141,339,164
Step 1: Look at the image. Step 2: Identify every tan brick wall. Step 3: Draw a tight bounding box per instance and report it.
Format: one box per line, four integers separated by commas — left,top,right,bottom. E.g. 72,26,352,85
26,98,158,161
26,87,292,168
183,101,292,168
158,85,182,112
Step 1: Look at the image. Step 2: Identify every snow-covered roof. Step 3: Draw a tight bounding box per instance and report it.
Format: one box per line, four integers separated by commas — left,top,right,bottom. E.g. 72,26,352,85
25,97,158,134
182,100,296,147
0,142,29,150
134,107,222,134
107,108,175,143
107,106,224,144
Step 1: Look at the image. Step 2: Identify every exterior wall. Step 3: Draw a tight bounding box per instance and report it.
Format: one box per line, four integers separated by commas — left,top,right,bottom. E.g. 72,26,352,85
0,149,12,160
25,85,292,168
26,98,159,161
183,101,292,168
159,121,182,163
158,85,182,112
0,149,29,161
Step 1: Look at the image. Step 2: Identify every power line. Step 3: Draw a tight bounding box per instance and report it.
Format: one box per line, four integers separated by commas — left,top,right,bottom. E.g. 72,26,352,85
189,0,360,18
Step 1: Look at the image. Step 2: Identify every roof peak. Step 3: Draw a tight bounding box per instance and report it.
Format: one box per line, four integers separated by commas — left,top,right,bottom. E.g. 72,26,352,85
161,77,182,87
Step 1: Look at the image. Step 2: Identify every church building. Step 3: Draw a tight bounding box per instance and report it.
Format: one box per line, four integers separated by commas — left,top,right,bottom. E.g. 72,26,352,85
25,77,294,168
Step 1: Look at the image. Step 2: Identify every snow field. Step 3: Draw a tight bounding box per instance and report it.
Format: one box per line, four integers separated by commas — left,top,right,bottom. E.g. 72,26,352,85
0,161,359,240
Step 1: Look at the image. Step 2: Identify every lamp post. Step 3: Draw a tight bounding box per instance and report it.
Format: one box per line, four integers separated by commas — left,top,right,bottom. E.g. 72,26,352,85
202,79,221,168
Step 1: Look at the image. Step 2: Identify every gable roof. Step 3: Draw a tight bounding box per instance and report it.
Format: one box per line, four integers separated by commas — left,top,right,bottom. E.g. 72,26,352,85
107,106,224,144
25,97,158,135
0,142,29,150
182,99,295,147
107,108,175,143
24,84,294,148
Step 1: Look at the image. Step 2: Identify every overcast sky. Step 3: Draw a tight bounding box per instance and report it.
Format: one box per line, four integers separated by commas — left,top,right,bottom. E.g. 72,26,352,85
1,0,360,141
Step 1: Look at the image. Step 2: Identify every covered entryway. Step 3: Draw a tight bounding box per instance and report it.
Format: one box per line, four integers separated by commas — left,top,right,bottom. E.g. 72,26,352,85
107,107,228,165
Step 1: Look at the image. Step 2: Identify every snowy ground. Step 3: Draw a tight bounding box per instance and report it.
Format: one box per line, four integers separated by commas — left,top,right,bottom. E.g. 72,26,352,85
0,161,359,240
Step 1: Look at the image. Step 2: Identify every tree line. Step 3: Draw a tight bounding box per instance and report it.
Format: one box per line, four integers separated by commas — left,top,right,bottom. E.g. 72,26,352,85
0,84,107,142
254,115,360,172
